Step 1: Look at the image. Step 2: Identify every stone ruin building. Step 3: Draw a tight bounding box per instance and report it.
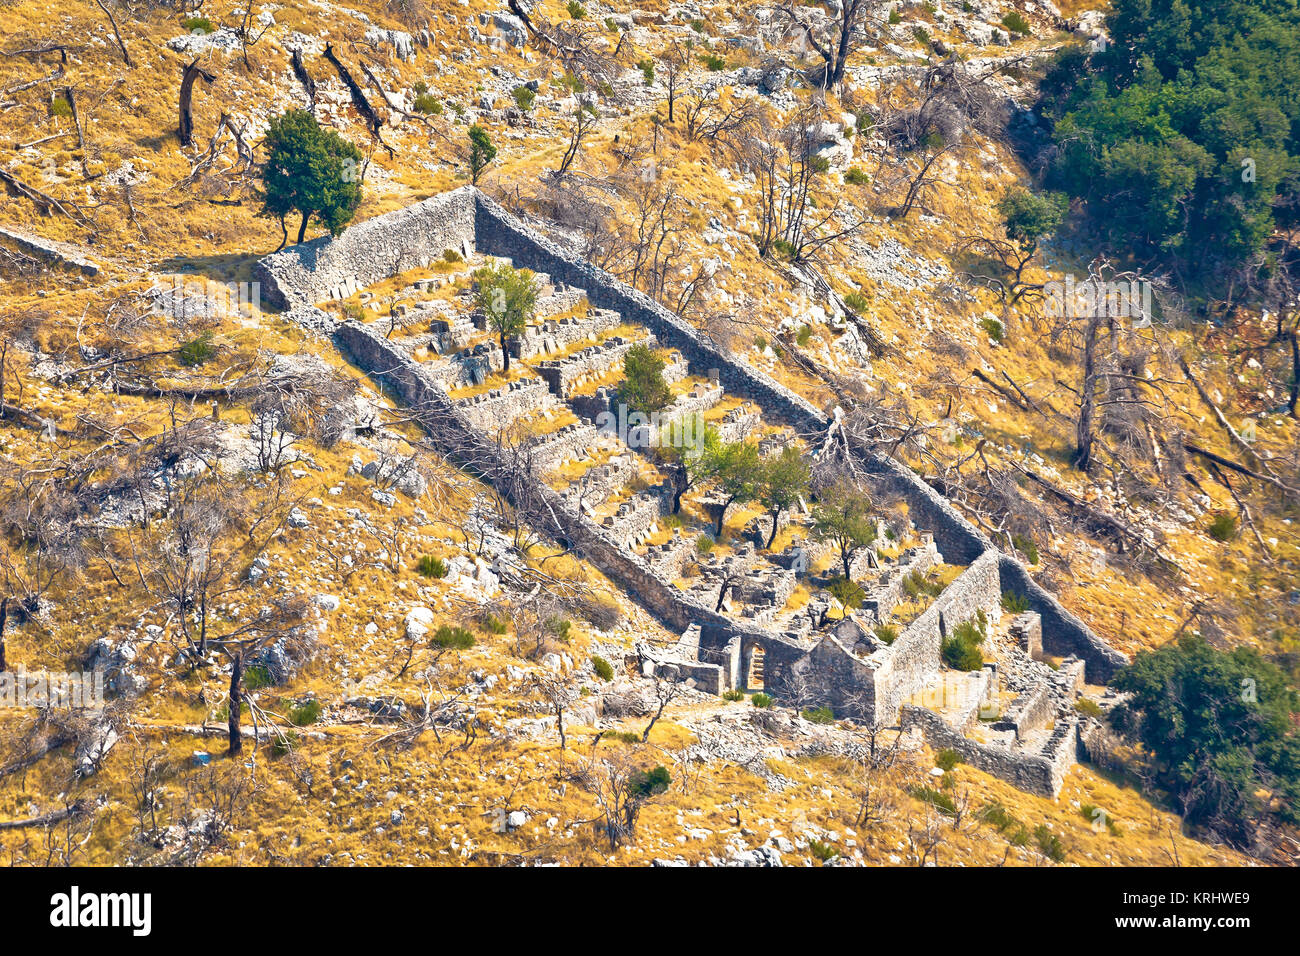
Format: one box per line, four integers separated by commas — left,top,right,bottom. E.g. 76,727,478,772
254,187,1128,798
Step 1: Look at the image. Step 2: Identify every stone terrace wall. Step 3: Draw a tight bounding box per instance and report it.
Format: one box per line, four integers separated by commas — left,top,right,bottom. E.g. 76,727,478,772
900,705,1075,797
254,187,479,309
870,550,1002,725
998,555,1126,683
258,189,1125,699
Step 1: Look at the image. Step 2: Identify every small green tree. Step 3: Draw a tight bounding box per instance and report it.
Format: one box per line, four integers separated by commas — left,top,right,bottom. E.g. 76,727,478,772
655,416,722,514
468,123,497,185
1110,635,1300,846
811,483,877,580
259,109,363,248
710,441,763,537
473,262,537,374
618,344,673,416
759,446,811,549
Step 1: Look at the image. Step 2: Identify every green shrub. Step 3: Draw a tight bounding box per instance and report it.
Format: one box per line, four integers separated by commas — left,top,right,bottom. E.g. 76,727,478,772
902,569,943,599
751,692,773,709
442,248,462,263
566,0,586,18
480,614,508,635
942,617,987,671
182,16,214,33
591,655,614,681
1002,11,1031,35
271,730,299,758
512,86,536,111
802,706,835,724
888,8,901,24
842,291,870,312
177,331,218,367
413,92,442,114
1080,802,1122,836
1011,533,1039,565
288,699,322,727
795,324,813,347
700,52,726,71
1001,590,1030,614
808,838,838,862
844,166,870,186
629,765,671,798
978,801,1019,833
1034,824,1066,862
1075,697,1103,719
416,555,448,578
828,575,865,611
722,689,745,702
243,664,274,690
1207,513,1237,542
433,625,476,650
51,97,73,119
638,59,655,84
935,748,963,772
910,785,957,815
874,624,897,645
980,316,1005,343
696,534,716,554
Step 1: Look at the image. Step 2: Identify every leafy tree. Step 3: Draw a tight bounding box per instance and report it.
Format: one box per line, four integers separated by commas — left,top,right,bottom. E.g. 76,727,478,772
1038,0,1300,276
468,123,497,185
259,109,363,248
710,441,763,537
759,445,811,548
655,416,721,514
1110,635,1300,845
811,484,877,580
473,262,537,374
618,343,674,416
827,574,865,613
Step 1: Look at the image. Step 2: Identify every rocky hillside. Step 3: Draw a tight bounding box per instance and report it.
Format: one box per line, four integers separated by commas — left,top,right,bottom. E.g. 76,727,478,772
0,0,1293,865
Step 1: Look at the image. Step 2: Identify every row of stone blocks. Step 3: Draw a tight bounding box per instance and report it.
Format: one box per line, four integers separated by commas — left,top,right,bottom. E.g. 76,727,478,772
513,307,619,358
454,378,554,430
535,334,644,398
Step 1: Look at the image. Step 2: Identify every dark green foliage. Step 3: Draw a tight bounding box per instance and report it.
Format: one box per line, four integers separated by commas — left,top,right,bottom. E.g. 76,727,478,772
722,689,745,702
1001,11,1031,35
1001,590,1031,614
1110,635,1300,845
271,730,300,758
243,665,274,691
628,765,671,798
811,482,876,579
638,59,655,84
433,625,476,650
288,699,322,726
978,801,1019,833
1208,512,1238,541
416,555,448,578
479,614,508,635
591,655,614,681
566,0,586,18
700,52,725,71
512,86,535,111
844,167,870,186
751,692,773,709
1033,824,1066,862
177,331,218,367
467,123,497,185
808,839,839,861
259,109,363,244
941,617,987,671
758,446,812,549
802,706,835,724
910,785,957,815
1038,0,1300,276
936,748,963,772
413,93,441,114
696,534,715,554
842,291,870,312
1011,533,1039,565
828,575,865,611
874,624,898,645
182,16,214,33
618,343,673,416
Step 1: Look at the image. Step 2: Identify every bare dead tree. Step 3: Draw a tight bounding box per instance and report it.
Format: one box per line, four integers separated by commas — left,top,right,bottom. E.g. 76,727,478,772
178,58,217,148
